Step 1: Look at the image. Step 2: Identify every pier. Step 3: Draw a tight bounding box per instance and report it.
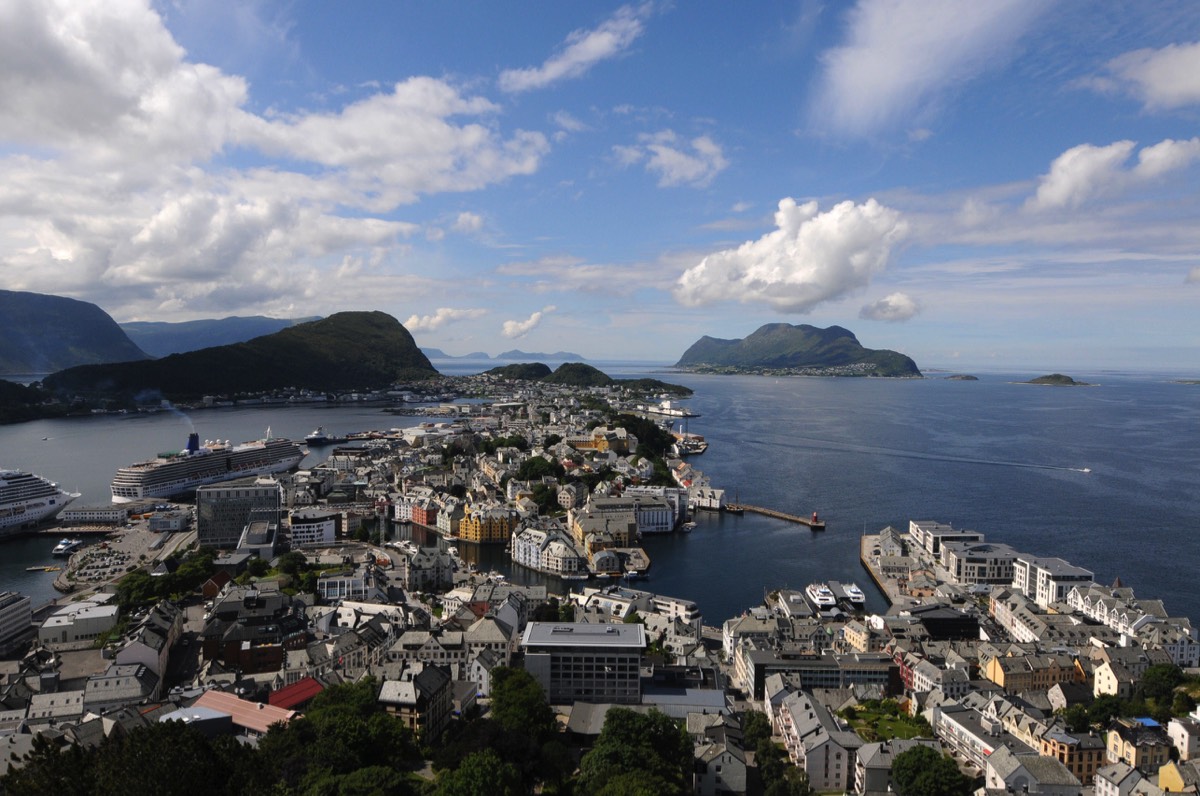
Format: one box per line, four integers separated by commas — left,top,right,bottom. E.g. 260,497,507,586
724,503,826,529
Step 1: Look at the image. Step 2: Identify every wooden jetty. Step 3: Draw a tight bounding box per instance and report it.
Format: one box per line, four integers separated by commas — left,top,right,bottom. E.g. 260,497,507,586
724,503,826,530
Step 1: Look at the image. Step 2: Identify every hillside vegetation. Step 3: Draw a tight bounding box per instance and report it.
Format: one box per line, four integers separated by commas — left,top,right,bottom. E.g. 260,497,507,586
43,312,437,401
0,290,148,374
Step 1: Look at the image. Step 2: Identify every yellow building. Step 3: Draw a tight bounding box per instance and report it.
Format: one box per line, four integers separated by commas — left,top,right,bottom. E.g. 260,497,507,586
983,653,1085,694
458,506,519,544
1107,718,1172,774
1040,726,1108,785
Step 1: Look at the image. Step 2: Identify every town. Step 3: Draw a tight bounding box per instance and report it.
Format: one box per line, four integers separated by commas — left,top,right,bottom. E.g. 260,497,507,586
0,372,1197,795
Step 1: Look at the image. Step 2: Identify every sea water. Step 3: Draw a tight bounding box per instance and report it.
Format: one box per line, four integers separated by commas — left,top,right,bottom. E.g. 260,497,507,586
1,365,1196,626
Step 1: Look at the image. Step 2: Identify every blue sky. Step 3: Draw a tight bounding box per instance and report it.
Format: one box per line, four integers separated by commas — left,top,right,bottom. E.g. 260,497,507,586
2,1,1199,370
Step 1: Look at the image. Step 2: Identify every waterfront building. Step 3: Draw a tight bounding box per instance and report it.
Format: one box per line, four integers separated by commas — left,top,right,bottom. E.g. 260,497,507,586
1011,555,1094,609
521,622,645,704
511,522,588,577
402,548,455,592
60,504,129,525
459,504,518,544
39,598,119,649
939,540,1020,585
289,508,339,547
0,592,31,650
908,520,984,558
196,477,283,548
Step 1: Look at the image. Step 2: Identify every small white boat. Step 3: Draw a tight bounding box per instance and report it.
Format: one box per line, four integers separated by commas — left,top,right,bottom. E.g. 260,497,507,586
51,538,84,556
805,583,836,608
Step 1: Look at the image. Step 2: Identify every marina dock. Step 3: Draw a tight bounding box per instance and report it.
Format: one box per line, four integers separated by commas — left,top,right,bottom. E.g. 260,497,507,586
724,503,826,529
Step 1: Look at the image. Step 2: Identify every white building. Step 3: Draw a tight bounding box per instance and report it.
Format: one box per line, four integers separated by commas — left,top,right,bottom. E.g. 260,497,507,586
289,508,338,547
39,599,119,649
1012,555,1094,609
0,592,31,648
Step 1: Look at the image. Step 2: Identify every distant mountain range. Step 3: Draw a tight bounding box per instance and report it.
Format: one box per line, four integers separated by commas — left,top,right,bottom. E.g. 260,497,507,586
0,290,149,374
422,348,586,361
676,323,921,377
44,312,437,400
121,316,320,357
485,362,691,395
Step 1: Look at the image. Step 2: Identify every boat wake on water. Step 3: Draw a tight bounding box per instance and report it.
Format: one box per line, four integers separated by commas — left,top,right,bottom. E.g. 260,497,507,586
745,436,1092,474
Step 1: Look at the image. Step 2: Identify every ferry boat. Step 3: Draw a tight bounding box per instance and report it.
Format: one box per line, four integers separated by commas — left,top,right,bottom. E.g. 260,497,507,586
0,469,80,536
842,582,867,607
110,430,303,503
805,583,837,608
680,521,696,533
304,427,348,446
51,538,84,556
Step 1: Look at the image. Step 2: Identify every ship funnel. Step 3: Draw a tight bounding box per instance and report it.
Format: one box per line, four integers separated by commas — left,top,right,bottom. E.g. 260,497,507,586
186,433,200,454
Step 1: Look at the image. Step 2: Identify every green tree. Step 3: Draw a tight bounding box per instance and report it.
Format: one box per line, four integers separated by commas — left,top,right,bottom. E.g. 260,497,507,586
490,667,557,746
1062,703,1091,733
743,710,773,749
279,551,308,576
891,745,971,796
435,749,522,796
246,556,270,577
1141,663,1185,704
1,734,95,796
578,708,692,796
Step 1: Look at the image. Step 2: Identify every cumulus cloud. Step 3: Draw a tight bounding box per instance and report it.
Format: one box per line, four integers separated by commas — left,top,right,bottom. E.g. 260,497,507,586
1094,41,1200,110
499,4,649,93
404,307,487,332
675,198,907,313
498,255,671,294
1187,267,1200,284
502,306,556,338
1028,138,1200,210
613,130,728,188
452,212,484,234
812,0,1045,136
859,292,920,322
0,0,553,320
1027,141,1135,210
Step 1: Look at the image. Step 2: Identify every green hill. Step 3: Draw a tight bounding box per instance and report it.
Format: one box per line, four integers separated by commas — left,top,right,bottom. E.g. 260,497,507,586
0,290,149,374
1023,373,1091,386
484,363,554,380
43,311,437,401
121,316,320,357
676,323,920,377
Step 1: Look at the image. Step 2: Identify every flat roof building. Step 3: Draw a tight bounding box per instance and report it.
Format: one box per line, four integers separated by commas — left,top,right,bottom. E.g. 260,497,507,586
521,622,645,705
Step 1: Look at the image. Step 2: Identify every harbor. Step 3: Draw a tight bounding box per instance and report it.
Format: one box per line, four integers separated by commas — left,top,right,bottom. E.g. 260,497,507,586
723,502,825,529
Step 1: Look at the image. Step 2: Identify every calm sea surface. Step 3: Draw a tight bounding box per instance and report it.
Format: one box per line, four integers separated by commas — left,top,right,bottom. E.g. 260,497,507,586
2,363,1197,627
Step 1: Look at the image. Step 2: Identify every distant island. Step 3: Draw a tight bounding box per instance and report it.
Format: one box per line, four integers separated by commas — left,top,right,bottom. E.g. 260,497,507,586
675,323,921,377
1020,373,1093,386
486,361,691,395
945,374,979,381
420,348,587,361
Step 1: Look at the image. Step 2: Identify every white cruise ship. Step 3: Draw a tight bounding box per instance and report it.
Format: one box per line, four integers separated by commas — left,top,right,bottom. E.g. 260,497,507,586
110,431,303,503
0,470,80,536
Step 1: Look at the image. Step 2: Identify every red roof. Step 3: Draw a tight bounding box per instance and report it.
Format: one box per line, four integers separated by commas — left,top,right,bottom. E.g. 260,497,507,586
193,690,296,735
269,676,325,710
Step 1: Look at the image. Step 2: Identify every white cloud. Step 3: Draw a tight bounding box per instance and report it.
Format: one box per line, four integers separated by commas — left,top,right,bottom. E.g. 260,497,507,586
812,0,1045,136
1028,138,1200,210
1187,267,1200,284
1027,141,1135,210
675,197,907,313
1133,137,1200,179
859,292,920,322
1098,41,1200,110
404,307,487,332
452,212,484,234
498,4,649,93
502,306,556,338
498,254,673,294
0,0,553,321
552,111,588,132
614,130,728,188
